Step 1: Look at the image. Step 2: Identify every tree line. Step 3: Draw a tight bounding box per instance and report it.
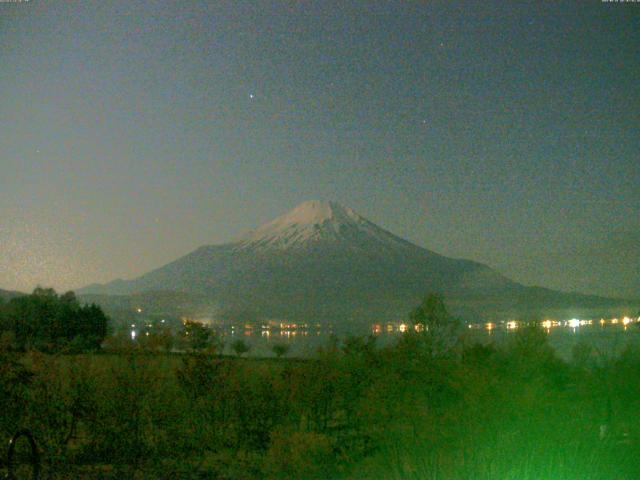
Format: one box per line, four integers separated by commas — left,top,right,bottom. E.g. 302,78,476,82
0,287,109,352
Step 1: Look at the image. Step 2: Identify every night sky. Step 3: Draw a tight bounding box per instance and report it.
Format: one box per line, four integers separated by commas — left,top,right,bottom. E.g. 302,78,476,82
1,1,638,298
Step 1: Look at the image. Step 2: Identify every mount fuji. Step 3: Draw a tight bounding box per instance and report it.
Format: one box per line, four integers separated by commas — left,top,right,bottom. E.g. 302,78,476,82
79,201,630,325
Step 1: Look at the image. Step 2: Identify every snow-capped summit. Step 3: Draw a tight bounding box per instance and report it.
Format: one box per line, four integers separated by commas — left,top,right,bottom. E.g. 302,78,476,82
269,200,361,225
79,199,626,326
236,200,410,251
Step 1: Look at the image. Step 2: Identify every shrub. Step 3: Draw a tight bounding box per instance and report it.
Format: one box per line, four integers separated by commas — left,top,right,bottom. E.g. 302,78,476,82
263,428,335,479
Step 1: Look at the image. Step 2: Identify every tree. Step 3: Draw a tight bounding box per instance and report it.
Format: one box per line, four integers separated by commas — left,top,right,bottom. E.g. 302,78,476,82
0,288,109,351
32,286,57,298
76,304,109,350
341,335,377,358
407,292,460,357
271,343,290,359
59,291,77,304
232,339,251,357
409,293,453,331
138,325,175,352
0,350,33,435
179,320,212,351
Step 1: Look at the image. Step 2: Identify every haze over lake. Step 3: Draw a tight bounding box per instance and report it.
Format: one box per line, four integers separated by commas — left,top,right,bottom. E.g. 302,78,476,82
184,316,640,360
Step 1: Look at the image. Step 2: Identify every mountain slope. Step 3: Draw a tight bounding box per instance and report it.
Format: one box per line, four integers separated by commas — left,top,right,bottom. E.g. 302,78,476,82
79,201,632,324
0,288,24,302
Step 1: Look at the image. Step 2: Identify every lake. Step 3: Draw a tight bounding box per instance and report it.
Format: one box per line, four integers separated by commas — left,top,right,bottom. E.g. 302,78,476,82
217,316,640,360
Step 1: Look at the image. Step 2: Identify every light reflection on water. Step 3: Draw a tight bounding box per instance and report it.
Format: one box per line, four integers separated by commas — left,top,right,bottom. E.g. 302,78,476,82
465,323,640,360
220,319,640,360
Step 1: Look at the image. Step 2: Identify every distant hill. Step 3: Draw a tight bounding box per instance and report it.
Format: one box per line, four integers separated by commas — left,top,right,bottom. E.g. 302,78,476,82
80,201,637,327
78,290,215,319
0,288,24,302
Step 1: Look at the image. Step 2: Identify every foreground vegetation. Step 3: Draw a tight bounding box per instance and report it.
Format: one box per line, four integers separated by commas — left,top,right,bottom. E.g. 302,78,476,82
1,294,640,479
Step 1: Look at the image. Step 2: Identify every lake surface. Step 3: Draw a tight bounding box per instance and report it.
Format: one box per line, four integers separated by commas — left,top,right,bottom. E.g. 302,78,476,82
218,317,640,360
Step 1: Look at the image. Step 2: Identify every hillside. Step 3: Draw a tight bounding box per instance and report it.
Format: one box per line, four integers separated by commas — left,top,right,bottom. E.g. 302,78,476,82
80,201,634,325
0,288,24,302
